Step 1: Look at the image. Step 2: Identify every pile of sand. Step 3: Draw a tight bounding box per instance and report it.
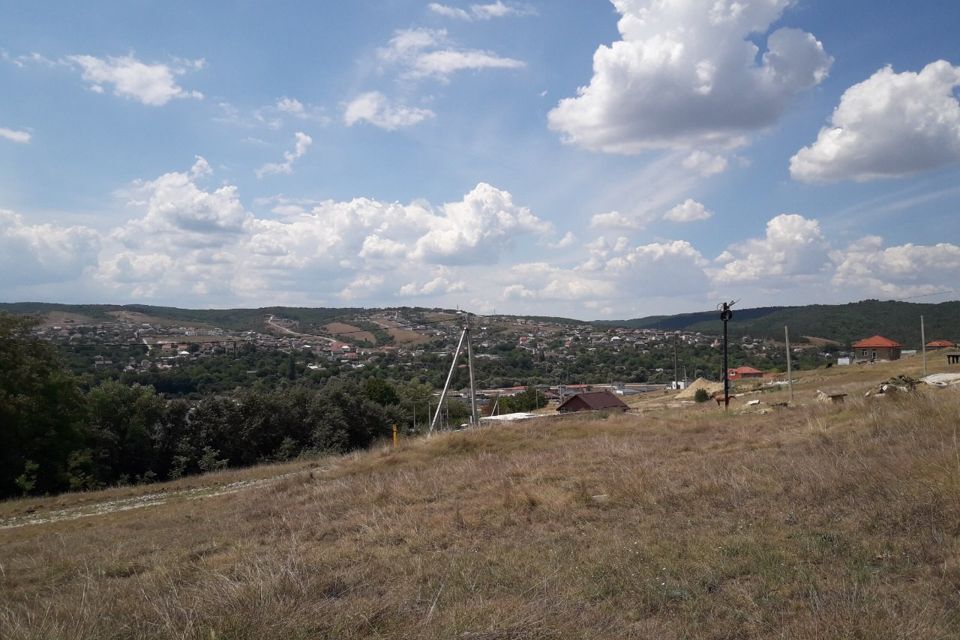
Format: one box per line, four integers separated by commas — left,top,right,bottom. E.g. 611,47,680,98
676,377,724,400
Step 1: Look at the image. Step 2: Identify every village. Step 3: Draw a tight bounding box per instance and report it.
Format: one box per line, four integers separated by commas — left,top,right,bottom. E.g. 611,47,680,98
27,307,959,415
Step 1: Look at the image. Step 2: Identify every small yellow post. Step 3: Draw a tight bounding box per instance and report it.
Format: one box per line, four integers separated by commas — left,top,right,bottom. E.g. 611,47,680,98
392,424,398,448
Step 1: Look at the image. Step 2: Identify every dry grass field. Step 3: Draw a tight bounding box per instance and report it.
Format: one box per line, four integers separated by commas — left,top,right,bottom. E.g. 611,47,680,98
2,360,959,639
369,317,431,346
323,322,377,345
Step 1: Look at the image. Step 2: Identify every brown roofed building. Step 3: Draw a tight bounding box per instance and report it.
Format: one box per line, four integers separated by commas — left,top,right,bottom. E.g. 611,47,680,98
926,339,956,350
728,366,763,381
557,390,629,414
852,335,902,361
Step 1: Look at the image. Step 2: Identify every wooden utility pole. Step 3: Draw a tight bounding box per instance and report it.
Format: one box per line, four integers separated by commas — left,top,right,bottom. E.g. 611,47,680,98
785,326,793,403
921,315,927,377
465,314,478,427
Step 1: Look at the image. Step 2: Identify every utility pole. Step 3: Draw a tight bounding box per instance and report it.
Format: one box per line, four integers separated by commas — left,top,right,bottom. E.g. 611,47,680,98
921,315,927,377
465,313,478,427
673,332,679,390
719,301,735,410
785,325,793,403
428,312,478,434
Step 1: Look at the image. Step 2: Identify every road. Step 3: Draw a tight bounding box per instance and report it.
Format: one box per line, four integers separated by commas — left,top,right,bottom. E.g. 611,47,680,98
265,314,337,343
0,469,316,530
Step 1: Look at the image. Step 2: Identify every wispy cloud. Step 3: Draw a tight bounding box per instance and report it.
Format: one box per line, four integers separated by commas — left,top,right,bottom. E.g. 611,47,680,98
428,1,536,21
256,132,313,178
378,28,524,82
0,127,31,144
66,54,204,106
343,91,434,130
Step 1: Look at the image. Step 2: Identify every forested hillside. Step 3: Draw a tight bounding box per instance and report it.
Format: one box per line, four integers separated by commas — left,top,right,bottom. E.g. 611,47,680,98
600,300,960,346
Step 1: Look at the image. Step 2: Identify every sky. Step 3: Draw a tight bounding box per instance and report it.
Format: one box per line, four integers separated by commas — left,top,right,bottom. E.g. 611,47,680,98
1,0,959,320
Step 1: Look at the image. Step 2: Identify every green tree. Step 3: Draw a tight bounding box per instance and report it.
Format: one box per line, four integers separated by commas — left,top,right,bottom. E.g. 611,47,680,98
84,381,166,485
0,314,86,497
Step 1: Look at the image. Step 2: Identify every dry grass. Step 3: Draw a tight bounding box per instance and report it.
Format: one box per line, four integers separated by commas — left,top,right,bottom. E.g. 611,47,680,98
2,381,959,638
324,322,376,344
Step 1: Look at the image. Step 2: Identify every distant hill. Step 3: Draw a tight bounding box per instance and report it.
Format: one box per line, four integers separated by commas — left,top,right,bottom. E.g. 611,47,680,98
595,306,785,331
0,302,372,332
3,299,957,348
597,300,960,347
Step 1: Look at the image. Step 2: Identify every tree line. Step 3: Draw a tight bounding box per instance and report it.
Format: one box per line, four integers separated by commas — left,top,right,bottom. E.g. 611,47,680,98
1,314,408,499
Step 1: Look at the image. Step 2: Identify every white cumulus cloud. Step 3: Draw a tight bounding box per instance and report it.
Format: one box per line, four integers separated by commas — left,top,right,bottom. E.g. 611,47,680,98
790,60,960,182
414,183,550,263
711,213,830,284
0,210,100,285
832,236,960,298
682,150,728,176
663,199,712,223
67,54,204,106
343,91,435,130
548,0,831,153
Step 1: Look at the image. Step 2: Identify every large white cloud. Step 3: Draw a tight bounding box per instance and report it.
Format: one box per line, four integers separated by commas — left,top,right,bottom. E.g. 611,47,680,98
87,160,551,305
790,60,960,182
711,213,830,284
343,91,435,130
414,183,550,263
12,156,958,314
500,235,709,307
67,54,204,106
548,0,831,152
0,209,100,285
832,236,960,298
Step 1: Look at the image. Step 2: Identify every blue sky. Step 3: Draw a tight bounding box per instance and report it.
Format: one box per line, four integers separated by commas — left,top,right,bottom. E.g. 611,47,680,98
1,0,958,319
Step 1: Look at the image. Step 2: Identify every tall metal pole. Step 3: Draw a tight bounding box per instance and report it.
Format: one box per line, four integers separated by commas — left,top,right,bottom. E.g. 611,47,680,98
785,325,793,403
429,326,467,434
921,315,927,377
465,314,478,427
720,301,734,409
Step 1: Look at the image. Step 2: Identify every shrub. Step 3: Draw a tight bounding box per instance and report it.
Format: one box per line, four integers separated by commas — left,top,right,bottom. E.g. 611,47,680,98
694,388,710,403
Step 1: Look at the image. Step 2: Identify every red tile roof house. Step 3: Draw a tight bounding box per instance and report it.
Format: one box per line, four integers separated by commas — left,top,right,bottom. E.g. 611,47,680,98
556,390,629,414
727,366,763,381
926,339,956,350
852,335,902,361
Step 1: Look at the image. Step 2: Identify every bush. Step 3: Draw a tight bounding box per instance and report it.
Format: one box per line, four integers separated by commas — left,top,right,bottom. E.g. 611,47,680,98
694,388,711,403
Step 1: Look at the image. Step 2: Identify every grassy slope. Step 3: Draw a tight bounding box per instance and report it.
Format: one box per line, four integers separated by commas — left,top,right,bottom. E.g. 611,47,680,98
1,362,960,639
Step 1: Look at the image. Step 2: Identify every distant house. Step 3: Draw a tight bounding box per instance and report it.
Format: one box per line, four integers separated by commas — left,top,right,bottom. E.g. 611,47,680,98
926,339,956,350
852,335,902,361
556,390,629,414
727,366,763,381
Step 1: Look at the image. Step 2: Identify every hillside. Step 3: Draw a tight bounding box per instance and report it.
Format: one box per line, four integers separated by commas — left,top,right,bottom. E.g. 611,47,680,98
4,299,957,347
0,302,377,332
599,299,960,346
2,357,959,639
